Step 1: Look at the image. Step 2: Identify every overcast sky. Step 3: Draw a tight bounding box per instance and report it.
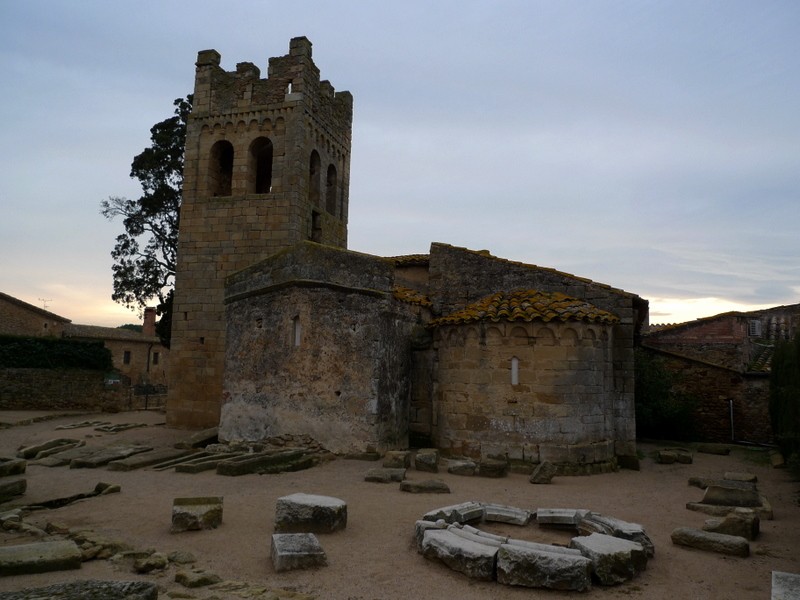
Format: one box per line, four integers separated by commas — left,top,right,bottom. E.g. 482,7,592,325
1,1,798,327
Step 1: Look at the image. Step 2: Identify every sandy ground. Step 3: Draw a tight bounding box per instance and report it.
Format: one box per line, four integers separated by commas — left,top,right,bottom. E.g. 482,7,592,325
0,410,798,599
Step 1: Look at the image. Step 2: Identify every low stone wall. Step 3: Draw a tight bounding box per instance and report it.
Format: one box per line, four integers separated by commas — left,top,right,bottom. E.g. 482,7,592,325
0,368,127,412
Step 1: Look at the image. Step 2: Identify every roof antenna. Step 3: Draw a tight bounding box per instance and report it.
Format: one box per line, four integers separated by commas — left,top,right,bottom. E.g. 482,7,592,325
38,298,52,310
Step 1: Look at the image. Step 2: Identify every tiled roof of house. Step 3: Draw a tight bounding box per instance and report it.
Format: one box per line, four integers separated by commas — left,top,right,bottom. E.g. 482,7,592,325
385,254,430,267
64,324,159,342
748,344,774,373
392,286,432,308
0,291,71,323
429,289,620,327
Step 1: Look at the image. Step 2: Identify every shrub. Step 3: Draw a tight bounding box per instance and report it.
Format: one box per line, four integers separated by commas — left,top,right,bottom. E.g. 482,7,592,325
0,335,113,371
770,333,800,471
635,348,696,441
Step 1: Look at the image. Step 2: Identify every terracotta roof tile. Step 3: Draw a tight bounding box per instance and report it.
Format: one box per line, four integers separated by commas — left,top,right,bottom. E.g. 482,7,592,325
429,289,619,327
385,254,430,267
393,286,432,308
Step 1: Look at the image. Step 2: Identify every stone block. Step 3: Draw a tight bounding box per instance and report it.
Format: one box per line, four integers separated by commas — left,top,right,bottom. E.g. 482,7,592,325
399,479,450,494
537,508,591,529
477,458,508,478
702,485,762,507
70,445,153,469
421,529,498,581
0,458,26,477
671,527,749,557
415,448,439,472
0,540,82,576
530,461,557,484
423,501,484,524
497,544,592,591
483,503,531,526
414,519,447,551
171,497,223,532
703,510,759,540
383,450,411,468
175,568,222,588
0,478,26,503
447,460,476,476
271,533,327,572
274,493,347,533
570,532,647,585
772,571,800,600
578,513,654,557
364,467,406,483
459,524,508,544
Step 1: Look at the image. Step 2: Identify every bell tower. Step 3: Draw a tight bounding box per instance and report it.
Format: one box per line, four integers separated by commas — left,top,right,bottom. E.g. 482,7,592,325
167,37,353,427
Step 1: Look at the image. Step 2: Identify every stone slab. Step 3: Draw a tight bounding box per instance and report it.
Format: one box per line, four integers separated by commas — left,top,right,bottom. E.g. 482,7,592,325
578,513,655,557
364,468,406,483
70,445,153,469
0,540,82,576
537,508,591,528
483,503,531,526
171,497,223,532
702,484,762,507
724,471,757,483
687,498,773,520
530,461,556,484
703,510,759,540
274,493,347,533
399,479,450,494
217,449,314,476
570,532,647,585
0,580,158,599
505,538,583,557
423,501,485,524
0,479,26,503
271,533,327,572
0,458,26,478
414,519,447,551
671,527,749,557
772,571,800,600
108,448,193,471
446,525,504,547
16,438,81,459
421,529,498,581
497,544,592,591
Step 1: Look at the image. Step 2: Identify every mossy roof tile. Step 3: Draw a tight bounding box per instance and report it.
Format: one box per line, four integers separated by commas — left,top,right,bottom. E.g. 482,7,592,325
429,289,619,327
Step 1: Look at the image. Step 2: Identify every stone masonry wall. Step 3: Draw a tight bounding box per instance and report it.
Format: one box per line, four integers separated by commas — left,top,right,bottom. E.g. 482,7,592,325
168,38,353,429
434,320,617,464
649,351,773,444
427,243,643,458
220,243,417,454
0,369,127,412
0,296,68,338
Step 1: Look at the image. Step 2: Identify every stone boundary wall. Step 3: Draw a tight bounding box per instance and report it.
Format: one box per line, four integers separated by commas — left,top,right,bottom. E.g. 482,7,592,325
0,368,127,412
646,350,772,444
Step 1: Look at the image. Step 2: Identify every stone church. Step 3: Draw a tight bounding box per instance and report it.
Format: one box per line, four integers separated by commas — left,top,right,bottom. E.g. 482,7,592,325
167,38,648,468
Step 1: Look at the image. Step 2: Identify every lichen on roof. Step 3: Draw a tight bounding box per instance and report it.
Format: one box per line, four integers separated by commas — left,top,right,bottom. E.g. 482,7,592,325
384,254,430,266
429,289,619,327
393,285,432,308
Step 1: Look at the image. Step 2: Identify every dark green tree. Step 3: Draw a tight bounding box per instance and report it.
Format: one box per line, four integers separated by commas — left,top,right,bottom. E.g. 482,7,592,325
634,348,696,441
770,333,800,465
101,95,191,347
